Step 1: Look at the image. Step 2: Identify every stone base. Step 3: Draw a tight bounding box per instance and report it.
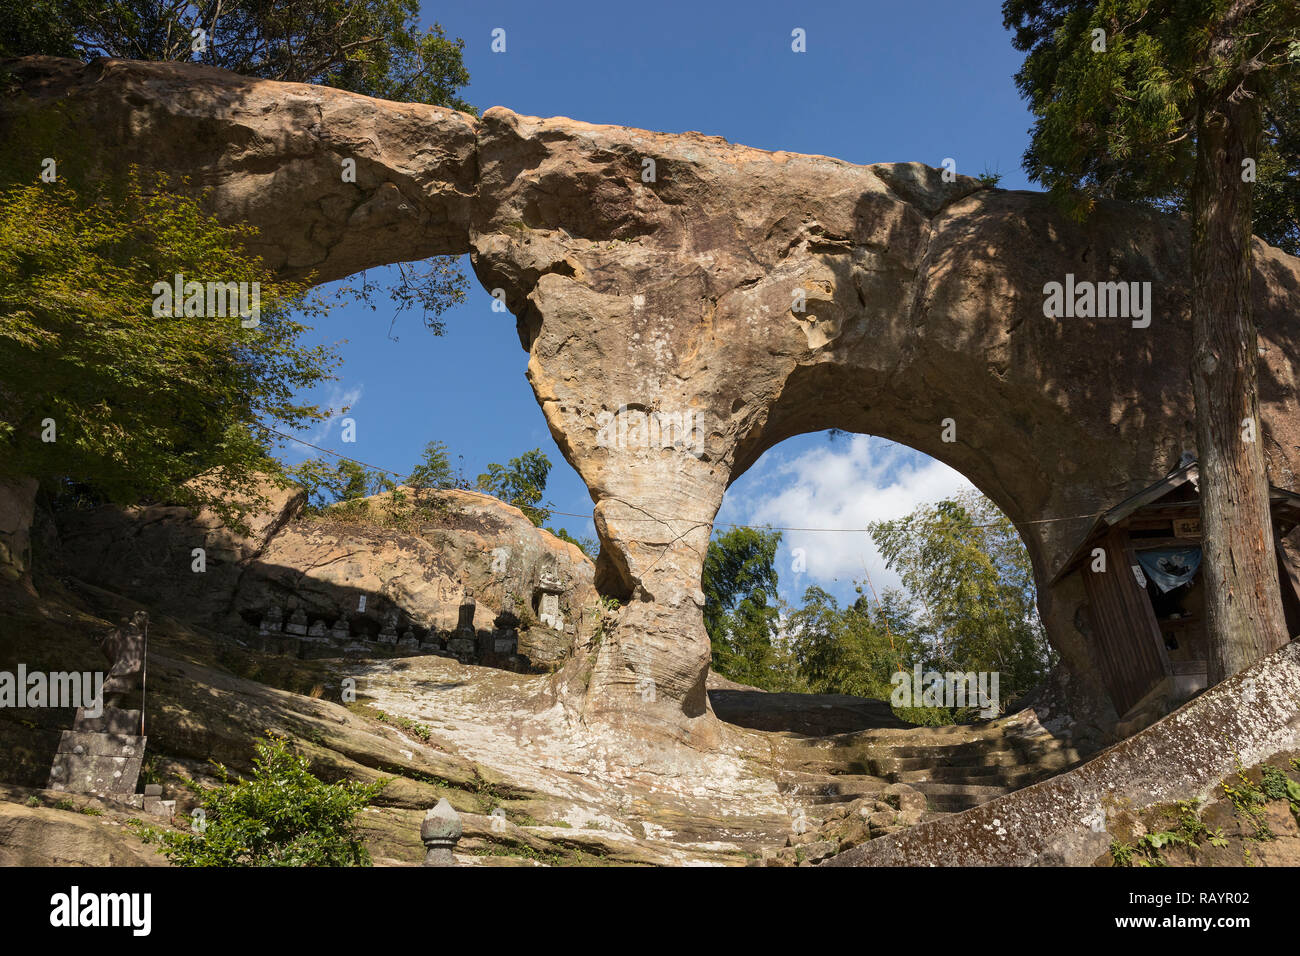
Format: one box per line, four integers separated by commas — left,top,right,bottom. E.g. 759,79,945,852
48,731,146,795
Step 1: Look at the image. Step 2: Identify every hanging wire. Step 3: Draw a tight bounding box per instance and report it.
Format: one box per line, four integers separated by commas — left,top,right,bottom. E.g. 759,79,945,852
259,425,1103,534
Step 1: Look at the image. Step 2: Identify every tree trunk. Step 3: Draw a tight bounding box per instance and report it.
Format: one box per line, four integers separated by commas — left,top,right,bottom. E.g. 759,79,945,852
1190,90,1290,684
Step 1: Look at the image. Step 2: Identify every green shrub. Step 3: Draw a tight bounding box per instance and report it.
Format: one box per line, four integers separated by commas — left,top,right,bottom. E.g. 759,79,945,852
137,733,387,866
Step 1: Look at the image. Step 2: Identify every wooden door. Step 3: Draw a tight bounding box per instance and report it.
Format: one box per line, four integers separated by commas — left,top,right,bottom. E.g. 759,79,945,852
1082,529,1172,716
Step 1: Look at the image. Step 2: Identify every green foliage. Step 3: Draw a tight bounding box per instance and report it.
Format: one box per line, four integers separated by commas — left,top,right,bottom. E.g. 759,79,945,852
1002,0,1300,249
373,710,431,741
0,171,338,524
1109,839,1135,866
287,456,392,511
1111,799,1214,866
0,0,476,326
786,585,916,699
698,491,1051,715
136,733,387,867
1222,757,1274,841
1260,762,1300,820
702,527,794,689
477,449,552,525
588,596,621,645
2,0,472,108
406,440,456,493
869,490,1055,705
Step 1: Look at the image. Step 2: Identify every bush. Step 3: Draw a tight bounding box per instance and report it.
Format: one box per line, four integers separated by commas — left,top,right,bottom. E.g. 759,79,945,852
137,733,387,866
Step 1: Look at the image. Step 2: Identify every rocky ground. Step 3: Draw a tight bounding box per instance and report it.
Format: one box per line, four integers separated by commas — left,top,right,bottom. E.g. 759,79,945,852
3,484,1296,868
0,568,1087,866
1098,750,1300,867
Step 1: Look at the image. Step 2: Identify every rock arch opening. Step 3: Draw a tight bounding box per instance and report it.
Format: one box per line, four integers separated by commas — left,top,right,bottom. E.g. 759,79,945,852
705,430,1052,728
8,57,1298,751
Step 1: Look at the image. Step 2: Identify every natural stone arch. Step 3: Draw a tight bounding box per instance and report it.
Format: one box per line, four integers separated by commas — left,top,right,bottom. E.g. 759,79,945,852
5,56,1298,749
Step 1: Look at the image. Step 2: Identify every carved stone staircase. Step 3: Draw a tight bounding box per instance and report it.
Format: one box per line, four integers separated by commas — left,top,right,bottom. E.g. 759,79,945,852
723,699,1084,817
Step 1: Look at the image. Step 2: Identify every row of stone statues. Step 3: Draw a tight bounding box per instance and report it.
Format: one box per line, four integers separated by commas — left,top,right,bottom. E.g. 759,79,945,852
254,594,533,665
258,604,425,646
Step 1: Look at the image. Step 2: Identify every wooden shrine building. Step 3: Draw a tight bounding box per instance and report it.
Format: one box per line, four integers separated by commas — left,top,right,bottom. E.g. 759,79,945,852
1052,456,1300,719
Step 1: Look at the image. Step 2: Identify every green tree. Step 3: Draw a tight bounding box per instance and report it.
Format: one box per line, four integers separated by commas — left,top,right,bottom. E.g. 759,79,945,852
870,491,1054,702
1002,0,1300,681
701,527,791,688
0,172,337,524
405,439,455,492
0,0,474,333
138,733,387,867
786,585,916,699
1252,86,1299,255
477,449,551,525
287,455,391,510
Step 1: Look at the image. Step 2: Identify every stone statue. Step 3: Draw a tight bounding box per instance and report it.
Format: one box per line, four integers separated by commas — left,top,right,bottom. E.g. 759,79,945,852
93,610,147,709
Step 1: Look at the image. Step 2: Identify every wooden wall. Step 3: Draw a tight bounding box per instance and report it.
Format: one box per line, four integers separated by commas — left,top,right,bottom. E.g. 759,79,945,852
1081,529,1171,716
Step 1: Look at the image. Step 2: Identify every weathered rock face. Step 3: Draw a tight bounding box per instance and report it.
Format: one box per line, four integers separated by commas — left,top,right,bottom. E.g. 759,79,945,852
53,483,597,671
0,57,475,280
4,56,1299,746
0,478,37,582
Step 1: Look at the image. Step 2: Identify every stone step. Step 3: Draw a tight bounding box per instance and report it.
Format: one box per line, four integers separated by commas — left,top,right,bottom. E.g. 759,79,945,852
54,730,146,757
881,737,1027,760
799,786,890,806
49,752,145,794
904,781,1011,812
872,750,1030,774
777,773,888,801
891,764,1045,787
47,730,147,795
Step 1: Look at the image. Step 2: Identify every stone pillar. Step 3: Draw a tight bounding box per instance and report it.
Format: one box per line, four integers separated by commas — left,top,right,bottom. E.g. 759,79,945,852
535,571,566,631
50,611,150,798
579,492,719,746
260,605,283,635
447,590,477,660
420,798,462,866
377,609,400,645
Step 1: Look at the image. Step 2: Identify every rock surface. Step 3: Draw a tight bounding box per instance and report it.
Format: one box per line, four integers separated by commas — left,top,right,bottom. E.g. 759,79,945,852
823,640,1300,866
0,478,37,582
53,482,598,671
4,56,1300,746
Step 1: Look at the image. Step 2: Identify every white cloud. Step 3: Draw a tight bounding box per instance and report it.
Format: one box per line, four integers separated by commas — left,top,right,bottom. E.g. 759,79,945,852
717,434,973,604
298,383,364,451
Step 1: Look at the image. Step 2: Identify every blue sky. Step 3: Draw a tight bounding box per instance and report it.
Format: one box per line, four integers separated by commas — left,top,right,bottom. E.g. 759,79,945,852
279,0,1037,605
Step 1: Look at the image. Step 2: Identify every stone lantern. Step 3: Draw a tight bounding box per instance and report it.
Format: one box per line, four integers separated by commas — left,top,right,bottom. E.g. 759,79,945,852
420,798,462,866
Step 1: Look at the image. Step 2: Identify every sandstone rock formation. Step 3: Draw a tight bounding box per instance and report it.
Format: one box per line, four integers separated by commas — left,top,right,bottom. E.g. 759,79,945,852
53,480,597,671
3,56,1299,747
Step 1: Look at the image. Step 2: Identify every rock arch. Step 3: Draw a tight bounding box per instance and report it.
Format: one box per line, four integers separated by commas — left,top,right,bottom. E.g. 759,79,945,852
4,56,1299,746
